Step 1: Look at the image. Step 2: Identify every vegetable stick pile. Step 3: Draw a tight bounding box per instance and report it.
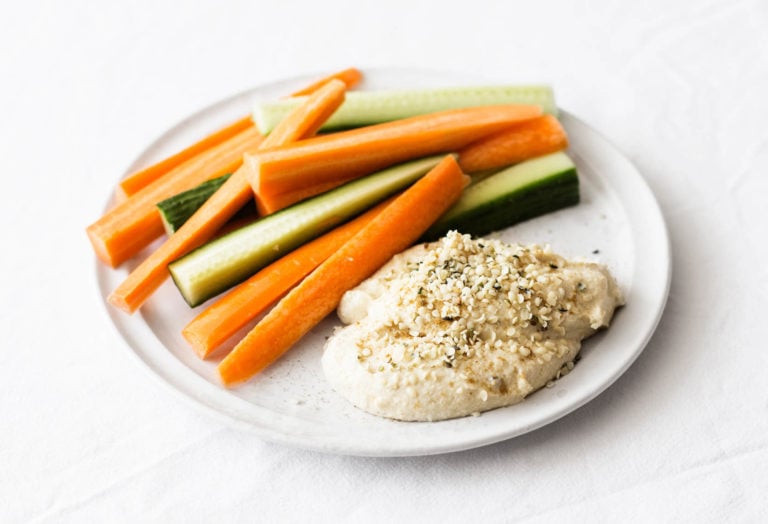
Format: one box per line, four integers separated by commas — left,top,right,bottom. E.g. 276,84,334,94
87,67,574,386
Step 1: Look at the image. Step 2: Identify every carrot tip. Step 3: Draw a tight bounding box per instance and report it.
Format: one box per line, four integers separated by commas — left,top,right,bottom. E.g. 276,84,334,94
87,225,118,268
113,187,130,203
288,67,363,97
107,292,134,314
181,328,210,359
218,366,241,388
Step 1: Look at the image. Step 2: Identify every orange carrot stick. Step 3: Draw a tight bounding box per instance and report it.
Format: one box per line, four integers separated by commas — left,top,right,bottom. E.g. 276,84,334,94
457,114,568,173
107,79,348,313
115,68,362,199
183,198,391,359
256,114,566,212
116,117,254,201
250,104,542,215
87,126,264,268
218,155,470,386
289,67,363,97
255,180,345,216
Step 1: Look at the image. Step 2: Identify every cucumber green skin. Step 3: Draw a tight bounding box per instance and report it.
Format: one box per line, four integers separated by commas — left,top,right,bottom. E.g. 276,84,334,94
156,174,257,235
254,85,557,134
168,155,444,307
422,168,579,241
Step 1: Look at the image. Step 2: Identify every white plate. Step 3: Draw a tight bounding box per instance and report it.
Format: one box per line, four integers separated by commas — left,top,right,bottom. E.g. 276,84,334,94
97,68,670,457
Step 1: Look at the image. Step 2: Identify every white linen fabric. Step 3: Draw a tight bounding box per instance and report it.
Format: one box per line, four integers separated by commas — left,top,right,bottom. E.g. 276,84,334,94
1,0,766,522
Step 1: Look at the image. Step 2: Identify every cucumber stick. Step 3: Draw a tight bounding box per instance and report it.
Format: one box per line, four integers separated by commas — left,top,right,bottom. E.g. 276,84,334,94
168,155,445,307
253,85,556,134
156,174,229,235
423,152,579,240
155,174,256,235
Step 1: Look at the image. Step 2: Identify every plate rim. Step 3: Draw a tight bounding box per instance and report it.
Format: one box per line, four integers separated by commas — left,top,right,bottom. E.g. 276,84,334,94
96,68,671,457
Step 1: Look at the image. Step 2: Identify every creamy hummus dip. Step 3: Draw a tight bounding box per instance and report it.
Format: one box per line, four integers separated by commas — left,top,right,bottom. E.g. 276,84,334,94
322,231,624,421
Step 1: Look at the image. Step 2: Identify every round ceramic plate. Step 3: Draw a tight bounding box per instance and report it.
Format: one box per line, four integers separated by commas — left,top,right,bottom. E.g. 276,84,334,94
98,68,670,457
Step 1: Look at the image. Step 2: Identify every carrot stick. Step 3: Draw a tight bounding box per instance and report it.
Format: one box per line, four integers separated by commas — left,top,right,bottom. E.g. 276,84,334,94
183,198,391,358
114,68,362,200
257,114,566,213
87,126,264,268
255,180,345,216
457,114,568,173
107,79,349,313
259,80,347,147
116,117,254,201
289,67,363,97
249,104,542,215
218,155,470,386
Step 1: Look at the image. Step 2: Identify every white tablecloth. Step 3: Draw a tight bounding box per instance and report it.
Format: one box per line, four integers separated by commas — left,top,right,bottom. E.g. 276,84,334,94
3,1,767,521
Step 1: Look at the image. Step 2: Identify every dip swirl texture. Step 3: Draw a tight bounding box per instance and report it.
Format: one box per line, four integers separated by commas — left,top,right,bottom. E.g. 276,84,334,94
322,231,624,421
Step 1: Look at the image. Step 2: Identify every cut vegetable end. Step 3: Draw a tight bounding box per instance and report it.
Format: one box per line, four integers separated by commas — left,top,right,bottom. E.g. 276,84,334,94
288,67,363,97
255,179,343,216
87,227,118,268
87,217,165,269
114,186,131,202
107,290,133,313
457,114,569,173
181,328,209,359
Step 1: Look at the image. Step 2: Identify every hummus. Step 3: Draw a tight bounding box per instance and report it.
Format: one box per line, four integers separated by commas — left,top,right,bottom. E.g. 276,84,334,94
322,231,624,421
